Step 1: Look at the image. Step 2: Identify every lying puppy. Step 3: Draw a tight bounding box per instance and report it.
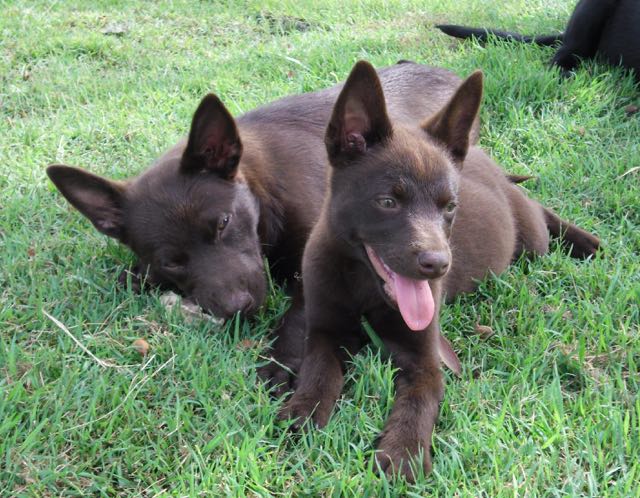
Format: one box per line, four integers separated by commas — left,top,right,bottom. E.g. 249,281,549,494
47,62,598,393
44,63,480,385
278,61,599,481
438,0,640,78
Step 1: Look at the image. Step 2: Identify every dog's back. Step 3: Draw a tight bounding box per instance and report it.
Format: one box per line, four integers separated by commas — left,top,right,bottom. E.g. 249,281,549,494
444,148,549,297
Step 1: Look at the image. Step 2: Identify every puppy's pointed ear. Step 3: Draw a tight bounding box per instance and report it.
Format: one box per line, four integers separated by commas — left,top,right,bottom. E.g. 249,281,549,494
325,61,393,168
46,165,128,241
422,70,483,168
181,94,243,179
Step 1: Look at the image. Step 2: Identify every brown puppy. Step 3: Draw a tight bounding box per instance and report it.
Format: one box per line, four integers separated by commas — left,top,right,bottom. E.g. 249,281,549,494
278,61,598,481
46,62,598,393
45,63,482,390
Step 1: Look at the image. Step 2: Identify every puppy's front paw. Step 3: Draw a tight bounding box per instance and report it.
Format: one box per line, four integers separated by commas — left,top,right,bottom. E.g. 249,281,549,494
375,432,431,483
277,394,330,431
257,357,298,398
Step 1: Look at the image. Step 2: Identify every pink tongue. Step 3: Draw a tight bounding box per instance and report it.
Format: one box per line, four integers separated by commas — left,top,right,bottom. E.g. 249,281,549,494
392,272,435,331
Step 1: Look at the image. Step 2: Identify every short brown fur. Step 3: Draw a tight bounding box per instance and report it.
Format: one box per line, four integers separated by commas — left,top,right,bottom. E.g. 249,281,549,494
279,61,599,481
47,62,598,395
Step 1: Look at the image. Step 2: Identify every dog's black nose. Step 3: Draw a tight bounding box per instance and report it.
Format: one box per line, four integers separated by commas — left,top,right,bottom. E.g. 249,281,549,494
417,251,450,279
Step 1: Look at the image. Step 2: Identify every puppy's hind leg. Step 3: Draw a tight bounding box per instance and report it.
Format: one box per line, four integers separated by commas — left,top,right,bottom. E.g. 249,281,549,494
506,183,600,260
507,187,550,259
542,206,600,259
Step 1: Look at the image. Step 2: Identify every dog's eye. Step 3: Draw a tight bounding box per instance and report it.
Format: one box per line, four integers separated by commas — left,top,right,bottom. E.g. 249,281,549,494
163,256,187,273
376,197,397,209
218,214,231,231
445,201,457,213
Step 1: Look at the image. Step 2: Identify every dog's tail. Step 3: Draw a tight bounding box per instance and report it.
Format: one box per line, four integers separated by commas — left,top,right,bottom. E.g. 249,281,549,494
436,24,563,46
543,207,600,259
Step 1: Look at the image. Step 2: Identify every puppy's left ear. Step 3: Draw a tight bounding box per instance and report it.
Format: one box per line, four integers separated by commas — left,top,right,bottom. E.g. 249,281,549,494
181,94,243,180
422,70,483,168
325,61,393,168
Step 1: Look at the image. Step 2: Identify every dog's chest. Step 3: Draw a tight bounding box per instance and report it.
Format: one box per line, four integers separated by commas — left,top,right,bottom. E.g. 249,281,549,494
340,261,393,317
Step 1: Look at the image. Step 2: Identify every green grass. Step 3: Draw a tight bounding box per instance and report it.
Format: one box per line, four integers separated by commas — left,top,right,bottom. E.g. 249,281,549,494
1,0,638,495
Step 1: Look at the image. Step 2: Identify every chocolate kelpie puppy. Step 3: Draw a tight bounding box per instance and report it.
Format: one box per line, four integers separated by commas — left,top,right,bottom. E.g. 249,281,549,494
46,63,487,391
278,61,599,481
47,62,598,394
437,0,639,78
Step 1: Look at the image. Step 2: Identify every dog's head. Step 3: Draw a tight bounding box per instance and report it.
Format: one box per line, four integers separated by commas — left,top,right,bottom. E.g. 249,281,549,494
47,94,266,319
325,61,483,330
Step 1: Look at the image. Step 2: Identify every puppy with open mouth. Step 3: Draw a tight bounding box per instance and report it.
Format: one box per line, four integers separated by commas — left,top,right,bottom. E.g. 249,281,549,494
364,243,439,331
278,60,599,481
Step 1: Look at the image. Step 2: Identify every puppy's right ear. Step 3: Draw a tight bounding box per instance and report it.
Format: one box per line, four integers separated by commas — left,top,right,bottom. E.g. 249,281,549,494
422,71,483,168
325,61,393,168
181,94,243,180
46,165,127,241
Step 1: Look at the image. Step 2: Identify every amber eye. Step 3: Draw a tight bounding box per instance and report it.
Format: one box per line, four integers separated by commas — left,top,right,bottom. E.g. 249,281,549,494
445,201,457,213
376,197,397,209
218,214,231,231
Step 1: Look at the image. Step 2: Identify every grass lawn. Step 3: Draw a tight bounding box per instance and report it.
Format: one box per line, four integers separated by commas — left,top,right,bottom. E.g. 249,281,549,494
1,0,638,495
